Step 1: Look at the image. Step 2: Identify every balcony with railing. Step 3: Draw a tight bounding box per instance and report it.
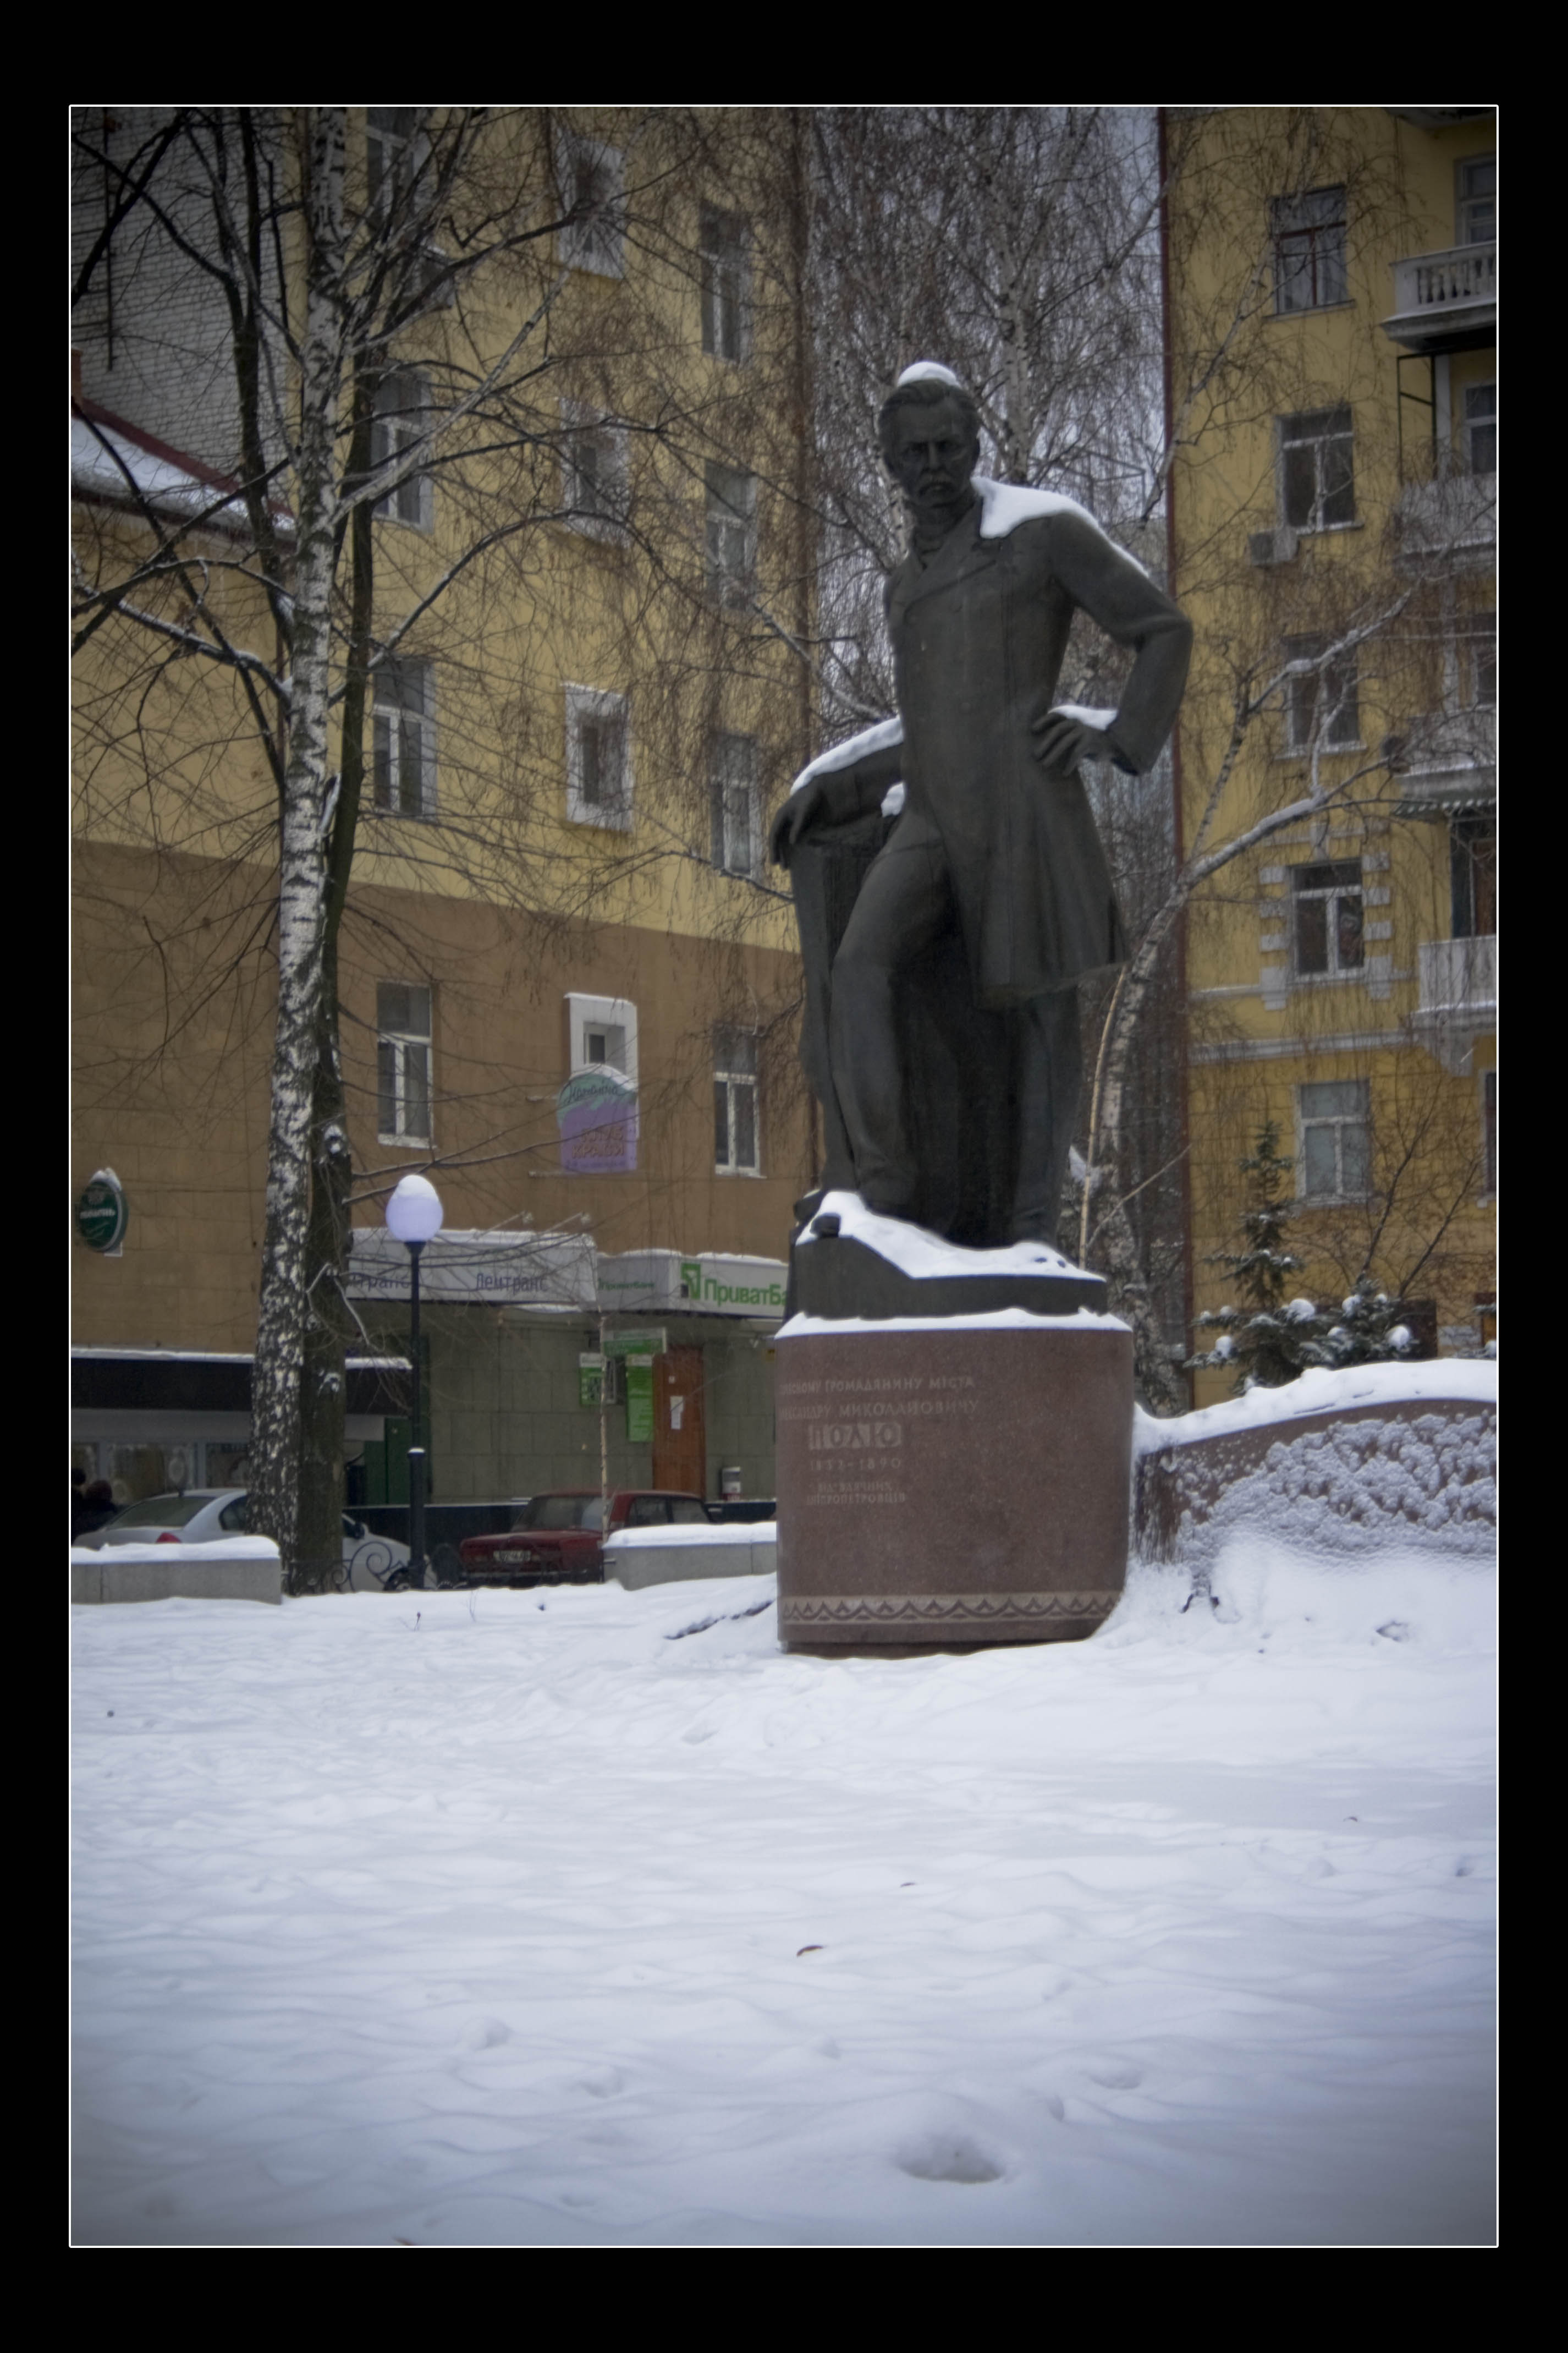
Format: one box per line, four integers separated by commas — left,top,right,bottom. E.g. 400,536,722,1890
1411,935,1496,1070
1396,707,1495,813
1394,468,1495,558
1382,241,1495,350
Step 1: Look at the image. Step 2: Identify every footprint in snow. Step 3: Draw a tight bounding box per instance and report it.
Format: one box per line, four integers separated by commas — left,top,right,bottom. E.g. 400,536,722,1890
897,2134,1004,2186
462,2017,510,2050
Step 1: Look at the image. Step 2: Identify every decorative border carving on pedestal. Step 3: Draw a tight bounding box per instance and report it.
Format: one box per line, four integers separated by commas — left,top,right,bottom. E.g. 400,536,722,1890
781,1590,1120,1632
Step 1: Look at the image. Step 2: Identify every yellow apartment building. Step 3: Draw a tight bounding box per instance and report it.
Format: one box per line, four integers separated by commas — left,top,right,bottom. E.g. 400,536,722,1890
1163,107,1495,1403
72,108,816,1511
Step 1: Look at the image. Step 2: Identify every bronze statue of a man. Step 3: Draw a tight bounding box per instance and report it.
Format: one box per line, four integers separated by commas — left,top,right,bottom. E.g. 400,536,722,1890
771,364,1191,1253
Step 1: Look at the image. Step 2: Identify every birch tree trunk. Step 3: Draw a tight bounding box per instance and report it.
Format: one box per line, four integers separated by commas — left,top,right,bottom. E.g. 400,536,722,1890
250,111,346,1583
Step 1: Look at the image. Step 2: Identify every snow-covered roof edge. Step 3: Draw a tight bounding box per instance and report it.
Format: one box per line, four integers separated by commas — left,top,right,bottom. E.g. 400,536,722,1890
71,395,294,538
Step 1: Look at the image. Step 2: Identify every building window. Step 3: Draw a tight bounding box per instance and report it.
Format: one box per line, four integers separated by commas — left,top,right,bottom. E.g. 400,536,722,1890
1297,1079,1371,1201
1450,815,1497,939
1272,186,1347,313
1456,156,1495,246
377,983,432,1144
1464,610,1496,708
560,405,628,536
367,108,423,212
560,138,624,277
714,1027,760,1174
566,991,639,1082
1279,407,1355,530
1283,635,1360,751
1291,860,1365,975
565,684,632,829
700,205,751,363
372,658,437,818
1464,382,1495,476
371,370,433,529
705,463,756,602
1481,1073,1497,1195
710,732,759,876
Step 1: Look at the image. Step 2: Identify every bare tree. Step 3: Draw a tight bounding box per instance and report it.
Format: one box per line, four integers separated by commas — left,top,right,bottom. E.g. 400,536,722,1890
73,106,813,1581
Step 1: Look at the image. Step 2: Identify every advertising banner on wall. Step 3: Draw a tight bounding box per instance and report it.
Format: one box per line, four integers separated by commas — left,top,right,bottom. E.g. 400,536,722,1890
624,1356,656,1442
556,1068,638,1173
348,1228,598,1308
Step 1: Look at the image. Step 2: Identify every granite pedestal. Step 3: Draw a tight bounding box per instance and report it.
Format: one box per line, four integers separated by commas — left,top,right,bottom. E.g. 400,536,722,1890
775,1195,1133,1654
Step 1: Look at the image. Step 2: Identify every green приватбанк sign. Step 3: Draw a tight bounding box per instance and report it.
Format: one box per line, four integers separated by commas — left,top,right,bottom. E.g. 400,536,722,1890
624,1355,654,1442
76,1170,128,1253
603,1328,665,1358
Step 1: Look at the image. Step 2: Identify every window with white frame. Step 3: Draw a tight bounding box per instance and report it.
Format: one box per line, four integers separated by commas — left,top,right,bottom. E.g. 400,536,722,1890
1464,382,1495,477
377,982,433,1144
710,732,759,876
1279,407,1355,530
559,137,624,277
1271,186,1348,313
560,404,628,535
565,685,632,829
714,1026,760,1175
371,369,433,529
566,991,639,1084
1283,634,1360,751
1291,860,1364,976
700,205,751,363
705,463,756,602
1297,1079,1371,1201
1456,155,1495,246
372,657,437,818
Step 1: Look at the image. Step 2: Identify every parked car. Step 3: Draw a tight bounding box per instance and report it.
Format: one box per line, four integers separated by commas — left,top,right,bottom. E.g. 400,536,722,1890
706,1498,777,1524
78,1490,415,1590
458,1490,711,1587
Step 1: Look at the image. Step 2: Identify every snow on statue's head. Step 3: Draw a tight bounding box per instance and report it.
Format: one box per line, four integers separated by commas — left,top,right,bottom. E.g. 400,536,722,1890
877,362,981,466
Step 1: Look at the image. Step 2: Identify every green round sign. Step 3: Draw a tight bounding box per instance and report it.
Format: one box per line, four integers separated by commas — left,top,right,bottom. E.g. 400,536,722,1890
76,1175,128,1253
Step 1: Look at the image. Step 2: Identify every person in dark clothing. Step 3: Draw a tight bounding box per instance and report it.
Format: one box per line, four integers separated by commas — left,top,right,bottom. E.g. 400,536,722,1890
73,1477,118,1540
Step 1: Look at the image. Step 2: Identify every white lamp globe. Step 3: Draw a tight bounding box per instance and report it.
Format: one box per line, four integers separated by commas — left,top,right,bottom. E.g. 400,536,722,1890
386,1172,443,1245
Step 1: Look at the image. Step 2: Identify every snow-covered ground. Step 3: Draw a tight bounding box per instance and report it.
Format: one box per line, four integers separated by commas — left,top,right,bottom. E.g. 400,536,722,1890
71,1541,1495,2247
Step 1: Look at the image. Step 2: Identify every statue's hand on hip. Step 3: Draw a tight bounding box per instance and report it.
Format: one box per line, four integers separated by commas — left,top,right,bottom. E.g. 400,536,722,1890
1031,711,1116,775
769,778,826,869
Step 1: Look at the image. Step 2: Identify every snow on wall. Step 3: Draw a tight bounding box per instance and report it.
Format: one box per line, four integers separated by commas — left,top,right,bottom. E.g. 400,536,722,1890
1136,1395,1496,1567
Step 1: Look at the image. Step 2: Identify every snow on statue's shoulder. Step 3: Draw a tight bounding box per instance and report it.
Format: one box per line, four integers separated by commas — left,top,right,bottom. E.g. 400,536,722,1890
973,475,1149,574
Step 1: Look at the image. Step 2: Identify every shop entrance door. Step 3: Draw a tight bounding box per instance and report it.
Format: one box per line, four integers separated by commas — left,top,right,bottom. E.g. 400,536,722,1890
653,1345,707,1498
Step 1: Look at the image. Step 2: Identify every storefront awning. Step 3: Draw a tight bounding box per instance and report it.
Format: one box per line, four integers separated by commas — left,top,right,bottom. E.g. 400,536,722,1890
347,1227,598,1309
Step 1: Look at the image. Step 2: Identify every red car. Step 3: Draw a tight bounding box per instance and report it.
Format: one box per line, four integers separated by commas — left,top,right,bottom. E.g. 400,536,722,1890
457,1490,711,1587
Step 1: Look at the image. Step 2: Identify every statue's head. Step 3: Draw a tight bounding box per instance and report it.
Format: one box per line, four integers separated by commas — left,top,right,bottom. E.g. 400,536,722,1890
878,364,981,523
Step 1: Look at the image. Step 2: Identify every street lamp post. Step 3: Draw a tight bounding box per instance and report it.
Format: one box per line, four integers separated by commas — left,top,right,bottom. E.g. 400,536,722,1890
386,1173,443,1590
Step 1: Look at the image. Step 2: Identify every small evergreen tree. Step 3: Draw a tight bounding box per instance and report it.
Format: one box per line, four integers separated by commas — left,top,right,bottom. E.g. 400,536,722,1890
1188,1121,1418,1394
1188,1122,1307,1390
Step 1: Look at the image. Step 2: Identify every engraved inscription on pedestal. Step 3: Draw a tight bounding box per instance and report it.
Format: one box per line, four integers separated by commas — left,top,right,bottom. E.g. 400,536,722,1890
775,1324,1132,1649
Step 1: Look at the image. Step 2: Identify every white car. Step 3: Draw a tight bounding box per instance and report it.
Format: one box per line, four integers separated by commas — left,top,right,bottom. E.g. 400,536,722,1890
79,1490,416,1592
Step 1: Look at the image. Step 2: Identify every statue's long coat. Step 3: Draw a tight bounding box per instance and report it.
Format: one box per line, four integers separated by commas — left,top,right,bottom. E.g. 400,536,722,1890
784,485,1192,1239
832,490,1192,1007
